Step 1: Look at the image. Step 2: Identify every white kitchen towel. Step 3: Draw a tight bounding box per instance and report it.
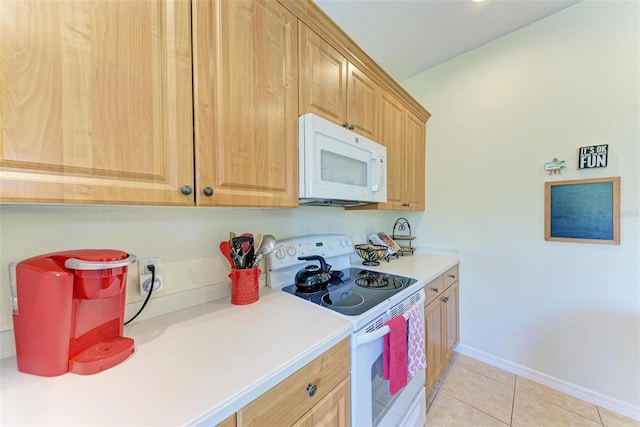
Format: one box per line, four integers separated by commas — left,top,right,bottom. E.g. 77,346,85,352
406,303,426,378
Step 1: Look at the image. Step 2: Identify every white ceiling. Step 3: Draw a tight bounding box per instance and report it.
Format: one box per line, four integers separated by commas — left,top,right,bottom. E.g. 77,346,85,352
314,0,581,81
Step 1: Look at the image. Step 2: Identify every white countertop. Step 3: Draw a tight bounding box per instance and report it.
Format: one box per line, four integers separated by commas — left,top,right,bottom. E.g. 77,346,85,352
0,252,458,426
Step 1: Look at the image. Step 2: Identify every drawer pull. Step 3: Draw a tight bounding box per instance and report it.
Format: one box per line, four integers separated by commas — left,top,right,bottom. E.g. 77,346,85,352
431,287,439,293
306,383,317,397
442,297,449,303
448,274,456,279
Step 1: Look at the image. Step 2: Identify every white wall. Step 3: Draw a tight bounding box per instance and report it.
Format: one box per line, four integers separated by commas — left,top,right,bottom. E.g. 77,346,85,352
0,204,400,331
403,0,639,415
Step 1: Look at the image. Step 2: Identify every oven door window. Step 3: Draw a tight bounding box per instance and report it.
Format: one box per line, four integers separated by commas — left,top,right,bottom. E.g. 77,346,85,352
371,353,403,425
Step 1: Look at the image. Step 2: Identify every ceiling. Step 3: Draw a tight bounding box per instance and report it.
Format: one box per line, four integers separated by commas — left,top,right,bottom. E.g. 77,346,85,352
314,0,581,81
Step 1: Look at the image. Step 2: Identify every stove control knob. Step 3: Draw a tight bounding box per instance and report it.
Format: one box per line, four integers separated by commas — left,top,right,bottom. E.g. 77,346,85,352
286,246,297,257
275,248,286,259
340,239,347,247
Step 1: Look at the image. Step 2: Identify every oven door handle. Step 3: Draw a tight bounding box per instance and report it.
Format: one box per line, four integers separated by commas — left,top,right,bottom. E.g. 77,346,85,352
353,291,425,348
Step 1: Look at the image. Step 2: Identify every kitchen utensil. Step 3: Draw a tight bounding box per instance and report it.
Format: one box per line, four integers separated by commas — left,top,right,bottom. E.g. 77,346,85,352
229,232,236,242
253,233,263,253
219,241,235,268
354,243,388,266
294,255,332,291
232,236,253,268
240,233,254,266
251,234,277,267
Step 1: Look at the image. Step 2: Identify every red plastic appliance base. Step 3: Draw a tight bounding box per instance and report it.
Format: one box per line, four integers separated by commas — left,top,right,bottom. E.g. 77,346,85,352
68,337,135,375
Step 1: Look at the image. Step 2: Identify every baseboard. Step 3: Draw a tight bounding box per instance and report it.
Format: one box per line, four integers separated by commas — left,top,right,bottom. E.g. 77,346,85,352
456,343,640,421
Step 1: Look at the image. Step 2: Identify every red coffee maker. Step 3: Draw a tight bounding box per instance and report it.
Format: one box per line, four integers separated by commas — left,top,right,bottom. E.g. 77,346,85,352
10,249,137,376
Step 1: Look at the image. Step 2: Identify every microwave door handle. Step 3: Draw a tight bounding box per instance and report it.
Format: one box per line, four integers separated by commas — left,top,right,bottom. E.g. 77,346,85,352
371,153,380,192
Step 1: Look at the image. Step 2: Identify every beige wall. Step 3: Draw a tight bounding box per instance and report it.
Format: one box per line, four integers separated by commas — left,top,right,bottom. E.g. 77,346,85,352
403,0,639,414
0,204,400,331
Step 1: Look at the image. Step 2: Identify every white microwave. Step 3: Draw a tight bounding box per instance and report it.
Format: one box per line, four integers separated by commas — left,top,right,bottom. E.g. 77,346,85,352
298,113,387,207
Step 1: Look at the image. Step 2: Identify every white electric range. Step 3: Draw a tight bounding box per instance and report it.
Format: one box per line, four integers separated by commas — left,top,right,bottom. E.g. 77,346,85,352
266,234,427,427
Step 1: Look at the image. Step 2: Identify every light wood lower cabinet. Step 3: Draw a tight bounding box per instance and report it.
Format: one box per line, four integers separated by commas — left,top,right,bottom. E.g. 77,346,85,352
292,377,350,427
424,265,460,395
231,338,350,427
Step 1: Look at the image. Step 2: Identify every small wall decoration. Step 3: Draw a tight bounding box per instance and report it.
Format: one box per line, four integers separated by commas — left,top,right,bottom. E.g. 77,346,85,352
579,144,608,169
544,158,566,175
545,177,620,245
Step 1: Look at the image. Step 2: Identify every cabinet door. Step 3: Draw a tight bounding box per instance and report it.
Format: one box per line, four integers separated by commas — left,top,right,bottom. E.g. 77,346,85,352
424,297,444,395
444,281,460,361
0,0,194,205
193,0,298,207
377,91,405,209
346,63,378,140
403,110,426,210
293,377,350,427
216,414,236,427
298,24,347,125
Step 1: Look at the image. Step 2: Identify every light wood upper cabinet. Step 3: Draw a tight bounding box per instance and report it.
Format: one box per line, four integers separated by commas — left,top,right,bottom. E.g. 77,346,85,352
193,0,298,207
299,24,378,140
352,94,426,211
377,92,406,208
402,109,426,210
0,0,194,205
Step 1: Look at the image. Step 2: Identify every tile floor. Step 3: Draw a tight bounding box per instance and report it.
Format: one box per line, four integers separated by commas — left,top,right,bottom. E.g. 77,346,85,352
425,353,640,427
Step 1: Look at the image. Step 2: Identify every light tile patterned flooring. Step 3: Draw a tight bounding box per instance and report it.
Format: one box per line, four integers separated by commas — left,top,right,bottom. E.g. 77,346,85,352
425,353,640,427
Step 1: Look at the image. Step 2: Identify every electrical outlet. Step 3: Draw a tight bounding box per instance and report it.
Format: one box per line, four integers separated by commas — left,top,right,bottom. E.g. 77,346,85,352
138,257,161,274
138,257,163,295
139,272,164,295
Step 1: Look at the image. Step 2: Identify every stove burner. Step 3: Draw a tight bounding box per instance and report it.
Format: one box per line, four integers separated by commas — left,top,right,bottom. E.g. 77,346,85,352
354,270,405,290
322,291,364,309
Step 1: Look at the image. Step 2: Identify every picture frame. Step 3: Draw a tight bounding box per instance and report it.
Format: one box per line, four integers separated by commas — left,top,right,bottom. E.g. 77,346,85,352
369,232,401,254
544,177,620,245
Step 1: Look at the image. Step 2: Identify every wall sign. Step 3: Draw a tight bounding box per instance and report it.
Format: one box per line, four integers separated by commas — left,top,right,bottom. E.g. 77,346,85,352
544,177,620,245
579,144,608,169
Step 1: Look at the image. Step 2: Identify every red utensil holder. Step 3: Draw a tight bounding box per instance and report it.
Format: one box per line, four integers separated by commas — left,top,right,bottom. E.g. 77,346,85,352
229,267,260,305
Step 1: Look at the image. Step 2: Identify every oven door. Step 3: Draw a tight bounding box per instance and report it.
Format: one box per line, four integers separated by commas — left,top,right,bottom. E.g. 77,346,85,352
351,291,427,427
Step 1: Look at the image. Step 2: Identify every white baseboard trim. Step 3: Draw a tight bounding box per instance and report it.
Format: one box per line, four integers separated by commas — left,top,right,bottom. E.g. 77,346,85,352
456,343,640,422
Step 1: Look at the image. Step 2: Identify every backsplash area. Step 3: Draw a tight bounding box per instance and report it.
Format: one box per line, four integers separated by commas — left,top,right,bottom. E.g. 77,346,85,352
0,204,414,333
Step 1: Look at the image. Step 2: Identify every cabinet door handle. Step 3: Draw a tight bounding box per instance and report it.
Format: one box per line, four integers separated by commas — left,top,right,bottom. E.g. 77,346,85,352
348,124,355,130
442,297,449,303
203,186,214,197
306,383,317,397
343,121,349,128
402,203,410,207
431,287,439,293
180,185,193,196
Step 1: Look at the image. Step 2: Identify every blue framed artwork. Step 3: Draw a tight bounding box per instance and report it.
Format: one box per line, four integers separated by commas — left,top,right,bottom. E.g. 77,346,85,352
545,177,620,244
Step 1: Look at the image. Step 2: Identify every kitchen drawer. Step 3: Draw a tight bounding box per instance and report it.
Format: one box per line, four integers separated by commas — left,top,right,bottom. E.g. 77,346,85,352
443,265,459,289
424,274,444,307
237,338,350,427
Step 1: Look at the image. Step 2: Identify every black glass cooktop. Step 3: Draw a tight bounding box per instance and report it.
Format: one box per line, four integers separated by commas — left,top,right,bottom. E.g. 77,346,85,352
282,268,417,316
